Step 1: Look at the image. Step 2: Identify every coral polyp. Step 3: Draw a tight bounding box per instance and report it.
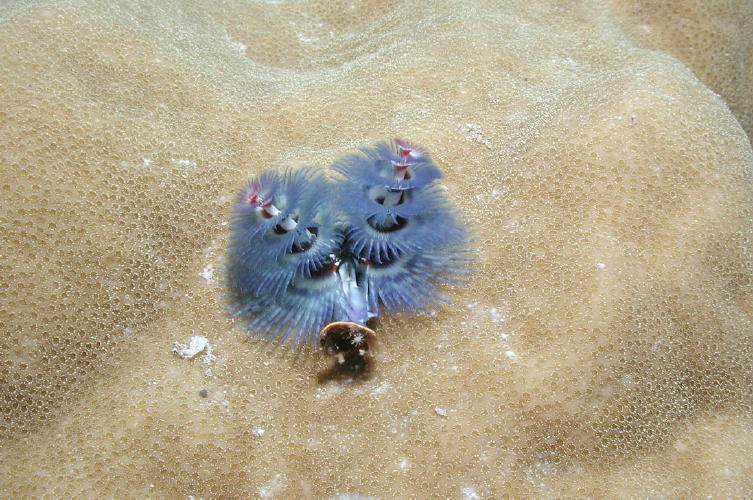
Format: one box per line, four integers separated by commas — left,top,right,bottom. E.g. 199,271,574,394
225,140,472,347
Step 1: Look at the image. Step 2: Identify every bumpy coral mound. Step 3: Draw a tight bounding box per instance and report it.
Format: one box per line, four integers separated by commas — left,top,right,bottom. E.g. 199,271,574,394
1,0,752,497
610,0,753,139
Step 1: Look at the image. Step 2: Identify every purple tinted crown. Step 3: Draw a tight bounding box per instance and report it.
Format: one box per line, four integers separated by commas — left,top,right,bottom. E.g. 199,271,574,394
226,140,473,346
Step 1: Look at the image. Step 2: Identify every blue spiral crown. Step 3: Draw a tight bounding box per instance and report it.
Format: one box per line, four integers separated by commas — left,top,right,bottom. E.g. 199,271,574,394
226,139,473,347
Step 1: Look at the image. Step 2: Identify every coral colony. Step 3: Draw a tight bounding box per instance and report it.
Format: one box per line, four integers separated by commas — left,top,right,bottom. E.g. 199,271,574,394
225,139,472,350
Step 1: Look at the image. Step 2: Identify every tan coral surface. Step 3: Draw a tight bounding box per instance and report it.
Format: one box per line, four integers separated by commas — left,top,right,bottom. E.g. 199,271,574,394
611,0,753,140
2,0,753,498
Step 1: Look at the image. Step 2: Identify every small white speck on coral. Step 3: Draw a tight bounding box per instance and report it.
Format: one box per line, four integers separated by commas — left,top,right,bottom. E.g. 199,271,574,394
490,306,507,323
172,336,208,359
170,158,196,168
314,384,344,400
371,381,390,396
252,426,265,438
258,473,285,499
435,407,448,417
172,336,216,365
297,33,319,43
620,373,635,385
330,494,380,500
228,39,247,53
461,123,492,149
199,263,215,284
461,486,481,500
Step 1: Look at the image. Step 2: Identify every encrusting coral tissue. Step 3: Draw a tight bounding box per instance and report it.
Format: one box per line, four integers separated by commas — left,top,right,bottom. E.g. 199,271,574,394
226,140,472,347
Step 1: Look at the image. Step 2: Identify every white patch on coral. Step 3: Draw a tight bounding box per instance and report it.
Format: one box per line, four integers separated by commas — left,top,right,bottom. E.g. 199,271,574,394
172,336,207,358
258,473,285,499
231,39,247,52
461,123,492,149
201,348,217,365
199,240,221,285
170,158,196,168
227,36,247,54
506,216,528,227
315,383,344,400
434,407,448,417
199,262,215,284
506,111,528,124
489,307,506,323
172,336,216,365
252,426,265,438
330,495,381,500
297,33,319,43
525,460,557,489
461,487,481,500
371,381,390,396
